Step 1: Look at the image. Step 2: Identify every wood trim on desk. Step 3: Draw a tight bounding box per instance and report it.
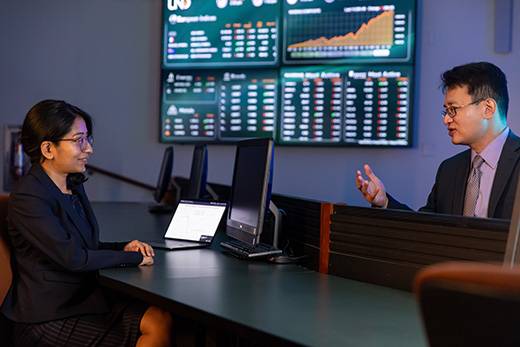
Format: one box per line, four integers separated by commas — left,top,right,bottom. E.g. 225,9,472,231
328,205,509,290
319,203,333,274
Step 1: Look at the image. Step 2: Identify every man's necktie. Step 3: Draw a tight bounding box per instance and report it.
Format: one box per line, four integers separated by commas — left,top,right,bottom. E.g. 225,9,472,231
463,155,485,217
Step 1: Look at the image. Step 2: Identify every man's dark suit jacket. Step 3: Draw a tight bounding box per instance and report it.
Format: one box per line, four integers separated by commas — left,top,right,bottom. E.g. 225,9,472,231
1,164,143,323
388,130,520,219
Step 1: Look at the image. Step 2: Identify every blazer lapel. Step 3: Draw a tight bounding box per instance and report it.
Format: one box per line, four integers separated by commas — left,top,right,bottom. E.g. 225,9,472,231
489,132,520,216
452,150,471,215
74,185,100,246
30,165,94,247
58,196,95,248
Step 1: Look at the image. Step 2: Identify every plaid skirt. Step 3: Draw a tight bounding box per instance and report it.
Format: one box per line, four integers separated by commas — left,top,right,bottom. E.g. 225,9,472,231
12,299,147,347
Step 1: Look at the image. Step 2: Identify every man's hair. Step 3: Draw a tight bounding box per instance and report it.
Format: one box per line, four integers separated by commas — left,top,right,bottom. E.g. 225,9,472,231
441,62,509,118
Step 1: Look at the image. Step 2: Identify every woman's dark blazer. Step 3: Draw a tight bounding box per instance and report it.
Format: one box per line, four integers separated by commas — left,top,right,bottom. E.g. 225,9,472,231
1,164,143,323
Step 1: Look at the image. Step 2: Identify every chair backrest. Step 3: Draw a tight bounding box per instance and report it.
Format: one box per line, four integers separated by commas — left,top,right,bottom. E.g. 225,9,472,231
414,262,520,347
0,194,12,306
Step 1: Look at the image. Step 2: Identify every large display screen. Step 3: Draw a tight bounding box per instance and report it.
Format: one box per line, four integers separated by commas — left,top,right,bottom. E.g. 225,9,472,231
161,69,277,141
160,0,416,147
280,65,412,145
283,0,414,64
163,0,280,67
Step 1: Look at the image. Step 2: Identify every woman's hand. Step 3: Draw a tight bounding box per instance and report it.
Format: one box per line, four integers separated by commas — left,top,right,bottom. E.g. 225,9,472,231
124,240,155,257
139,256,154,266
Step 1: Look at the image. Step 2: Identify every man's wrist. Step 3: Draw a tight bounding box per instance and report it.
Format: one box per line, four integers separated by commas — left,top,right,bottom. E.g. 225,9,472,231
371,195,389,209
382,195,389,209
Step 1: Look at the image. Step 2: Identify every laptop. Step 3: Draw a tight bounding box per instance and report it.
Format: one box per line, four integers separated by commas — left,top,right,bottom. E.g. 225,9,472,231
148,200,227,251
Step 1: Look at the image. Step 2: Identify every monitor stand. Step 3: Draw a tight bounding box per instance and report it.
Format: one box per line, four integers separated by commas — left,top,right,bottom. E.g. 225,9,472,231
268,201,281,249
206,184,219,201
171,178,181,204
220,201,283,259
148,177,182,214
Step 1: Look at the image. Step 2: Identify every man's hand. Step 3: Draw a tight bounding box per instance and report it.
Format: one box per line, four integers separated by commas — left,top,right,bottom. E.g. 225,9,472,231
355,164,388,208
139,256,154,266
124,240,155,257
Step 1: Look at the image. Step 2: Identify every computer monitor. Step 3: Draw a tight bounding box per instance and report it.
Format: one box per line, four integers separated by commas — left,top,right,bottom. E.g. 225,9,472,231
226,138,274,246
185,144,208,199
149,146,174,213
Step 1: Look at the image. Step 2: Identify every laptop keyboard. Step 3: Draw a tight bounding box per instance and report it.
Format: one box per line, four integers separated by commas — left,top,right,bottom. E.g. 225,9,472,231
220,239,282,258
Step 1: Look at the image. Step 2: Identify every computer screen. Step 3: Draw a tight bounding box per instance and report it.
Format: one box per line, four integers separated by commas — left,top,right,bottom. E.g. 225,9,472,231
280,65,412,145
160,0,416,146
153,146,174,203
283,0,414,64
164,200,227,242
227,138,273,245
160,69,277,142
163,0,279,67
186,144,208,199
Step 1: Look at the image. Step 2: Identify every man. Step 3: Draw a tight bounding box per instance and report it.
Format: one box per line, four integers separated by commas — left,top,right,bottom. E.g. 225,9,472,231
355,62,520,219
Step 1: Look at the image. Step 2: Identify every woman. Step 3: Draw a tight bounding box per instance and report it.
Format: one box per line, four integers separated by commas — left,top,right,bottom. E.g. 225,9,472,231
2,100,172,346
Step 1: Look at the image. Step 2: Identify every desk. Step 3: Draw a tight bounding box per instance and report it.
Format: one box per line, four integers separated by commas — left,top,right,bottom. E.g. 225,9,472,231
94,202,426,347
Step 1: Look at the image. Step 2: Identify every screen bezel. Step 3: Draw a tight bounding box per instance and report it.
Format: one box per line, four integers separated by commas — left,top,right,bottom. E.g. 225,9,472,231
153,146,174,203
226,138,273,246
186,144,207,199
164,199,228,242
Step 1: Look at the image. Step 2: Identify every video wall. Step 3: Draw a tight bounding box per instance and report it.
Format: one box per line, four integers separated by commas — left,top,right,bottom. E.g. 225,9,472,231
160,0,416,146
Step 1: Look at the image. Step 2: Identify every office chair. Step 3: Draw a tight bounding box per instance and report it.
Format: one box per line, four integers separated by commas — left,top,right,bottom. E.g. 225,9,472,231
414,261,520,347
0,194,13,342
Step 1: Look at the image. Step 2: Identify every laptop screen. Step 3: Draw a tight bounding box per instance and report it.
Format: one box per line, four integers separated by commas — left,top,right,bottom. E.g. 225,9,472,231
164,200,227,243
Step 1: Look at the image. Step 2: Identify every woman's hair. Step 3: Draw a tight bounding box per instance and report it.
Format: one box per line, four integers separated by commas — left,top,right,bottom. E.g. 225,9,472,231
21,99,93,164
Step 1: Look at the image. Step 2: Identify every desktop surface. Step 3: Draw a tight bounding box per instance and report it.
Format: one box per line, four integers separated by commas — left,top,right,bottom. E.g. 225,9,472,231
93,202,426,347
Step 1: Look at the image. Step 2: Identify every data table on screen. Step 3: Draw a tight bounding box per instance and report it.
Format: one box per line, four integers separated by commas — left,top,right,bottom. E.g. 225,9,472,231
163,0,280,68
161,70,277,142
219,70,278,140
279,65,413,146
280,70,343,143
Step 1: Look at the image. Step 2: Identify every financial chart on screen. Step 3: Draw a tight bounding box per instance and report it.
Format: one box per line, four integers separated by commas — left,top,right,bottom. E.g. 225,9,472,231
283,0,414,64
160,0,416,147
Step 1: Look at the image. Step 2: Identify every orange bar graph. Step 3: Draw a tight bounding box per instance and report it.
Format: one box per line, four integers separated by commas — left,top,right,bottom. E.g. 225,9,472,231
288,11,394,49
